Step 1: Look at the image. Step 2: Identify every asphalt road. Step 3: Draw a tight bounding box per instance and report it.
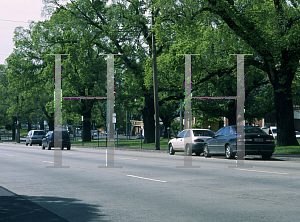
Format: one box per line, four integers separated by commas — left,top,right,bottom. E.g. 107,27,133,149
1,143,300,222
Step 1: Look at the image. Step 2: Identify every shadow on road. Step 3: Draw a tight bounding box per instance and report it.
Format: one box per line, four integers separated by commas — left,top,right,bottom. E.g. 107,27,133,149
0,186,109,222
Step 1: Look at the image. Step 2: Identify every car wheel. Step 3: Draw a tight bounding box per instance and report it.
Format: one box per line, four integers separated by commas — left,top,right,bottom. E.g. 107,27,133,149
185,144,192,156
47,144,51,150
261,154,272,160
225,144,234,159
203,144,211,158
61,146,63,150
67,146,71,150
169,144,175,155
42,144,45,150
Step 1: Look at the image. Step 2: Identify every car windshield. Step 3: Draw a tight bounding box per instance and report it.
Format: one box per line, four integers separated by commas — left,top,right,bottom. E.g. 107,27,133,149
193,130,214,137
33,131,45,135
51,131,69,138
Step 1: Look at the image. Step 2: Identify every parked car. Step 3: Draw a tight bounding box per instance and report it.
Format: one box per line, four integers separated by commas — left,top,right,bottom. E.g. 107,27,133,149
42,131,71,150
203,126,275,160
25,130,45,146
92,132,99,140
136,134,144,139
270,126,277,139
168,129,214,156
296,131,300,139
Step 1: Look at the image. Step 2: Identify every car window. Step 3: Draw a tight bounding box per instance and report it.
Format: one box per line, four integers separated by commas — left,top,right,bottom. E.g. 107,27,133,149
33,131,45,135
177,130,186,138
220,127,231,136
62,131,70,138
271,128,277,133
296,131,300,135
228,127,236,135
184,130,190,138
215,128,224,136
193,130,214,137
245,127,266,134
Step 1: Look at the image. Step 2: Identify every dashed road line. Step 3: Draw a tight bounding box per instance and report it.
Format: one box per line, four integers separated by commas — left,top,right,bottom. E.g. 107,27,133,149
118,157,138,160
127,174,167,183
236,168,288,175
43,161,54,164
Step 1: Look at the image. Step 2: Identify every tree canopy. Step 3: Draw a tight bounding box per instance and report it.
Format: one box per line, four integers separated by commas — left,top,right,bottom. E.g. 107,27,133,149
1,0,299,146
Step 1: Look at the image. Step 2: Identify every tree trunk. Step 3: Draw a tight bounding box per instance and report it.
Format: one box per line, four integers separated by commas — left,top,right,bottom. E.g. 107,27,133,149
141,94,155,143
27,122,31,132
273,83,299,146
82,100,92,142
48,113,54,131
160,116,171,138
227,100,236,125
40,120,44,130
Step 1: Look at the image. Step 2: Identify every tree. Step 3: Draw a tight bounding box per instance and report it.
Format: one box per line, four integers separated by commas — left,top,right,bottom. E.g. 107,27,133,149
155,0,299,146
43,0,164,143
0,64,9,128
201,0,300,146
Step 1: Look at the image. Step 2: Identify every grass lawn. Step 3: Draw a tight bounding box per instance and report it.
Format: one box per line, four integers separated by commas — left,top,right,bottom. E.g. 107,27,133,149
73,138,300,154
72,138,170,149
274,139,300,154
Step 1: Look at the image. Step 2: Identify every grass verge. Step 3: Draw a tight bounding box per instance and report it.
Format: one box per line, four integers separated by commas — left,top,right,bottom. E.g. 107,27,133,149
273,139,300,154
72,138,170,149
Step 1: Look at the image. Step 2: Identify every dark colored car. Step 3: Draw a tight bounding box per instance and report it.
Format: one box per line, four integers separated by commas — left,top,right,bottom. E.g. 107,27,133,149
203,126,275,160
25,130,45,146
42,131,71,150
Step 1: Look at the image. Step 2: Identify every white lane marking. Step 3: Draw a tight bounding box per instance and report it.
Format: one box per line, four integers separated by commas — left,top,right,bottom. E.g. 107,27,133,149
236,168,288,175
5,154,14,156
127,174,167,183
118,157,138,160
43,161,54,164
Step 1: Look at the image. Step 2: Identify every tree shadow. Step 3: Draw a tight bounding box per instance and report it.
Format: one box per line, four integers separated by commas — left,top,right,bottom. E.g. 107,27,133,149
0,188,109,222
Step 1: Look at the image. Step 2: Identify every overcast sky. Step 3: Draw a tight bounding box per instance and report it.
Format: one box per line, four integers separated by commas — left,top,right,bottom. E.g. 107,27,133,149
0,0,46,65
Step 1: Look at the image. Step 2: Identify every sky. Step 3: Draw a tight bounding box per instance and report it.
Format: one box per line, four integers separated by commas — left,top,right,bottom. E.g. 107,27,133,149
0,0,46,65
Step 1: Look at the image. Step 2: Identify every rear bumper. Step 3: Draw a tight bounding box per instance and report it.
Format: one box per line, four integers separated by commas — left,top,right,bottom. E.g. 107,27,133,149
232,143,275,155
49,141,71,147
192,143,205,153
29,139,43,144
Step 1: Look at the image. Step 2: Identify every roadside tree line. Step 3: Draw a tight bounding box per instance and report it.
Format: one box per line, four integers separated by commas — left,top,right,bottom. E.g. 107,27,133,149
0,0,299,146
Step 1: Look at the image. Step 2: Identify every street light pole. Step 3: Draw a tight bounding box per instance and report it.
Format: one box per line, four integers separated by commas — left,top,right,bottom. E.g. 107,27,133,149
152,11,160,150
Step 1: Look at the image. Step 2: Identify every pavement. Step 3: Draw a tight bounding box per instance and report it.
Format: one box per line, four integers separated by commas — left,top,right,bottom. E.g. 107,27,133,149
0,141,299,221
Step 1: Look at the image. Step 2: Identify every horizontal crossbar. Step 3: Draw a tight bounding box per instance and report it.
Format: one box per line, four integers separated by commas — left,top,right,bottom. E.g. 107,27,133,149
192,96,237,99
63,96,107,100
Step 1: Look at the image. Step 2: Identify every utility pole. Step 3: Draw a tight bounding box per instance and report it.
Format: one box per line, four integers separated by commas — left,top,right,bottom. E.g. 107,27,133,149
152,10,160,150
